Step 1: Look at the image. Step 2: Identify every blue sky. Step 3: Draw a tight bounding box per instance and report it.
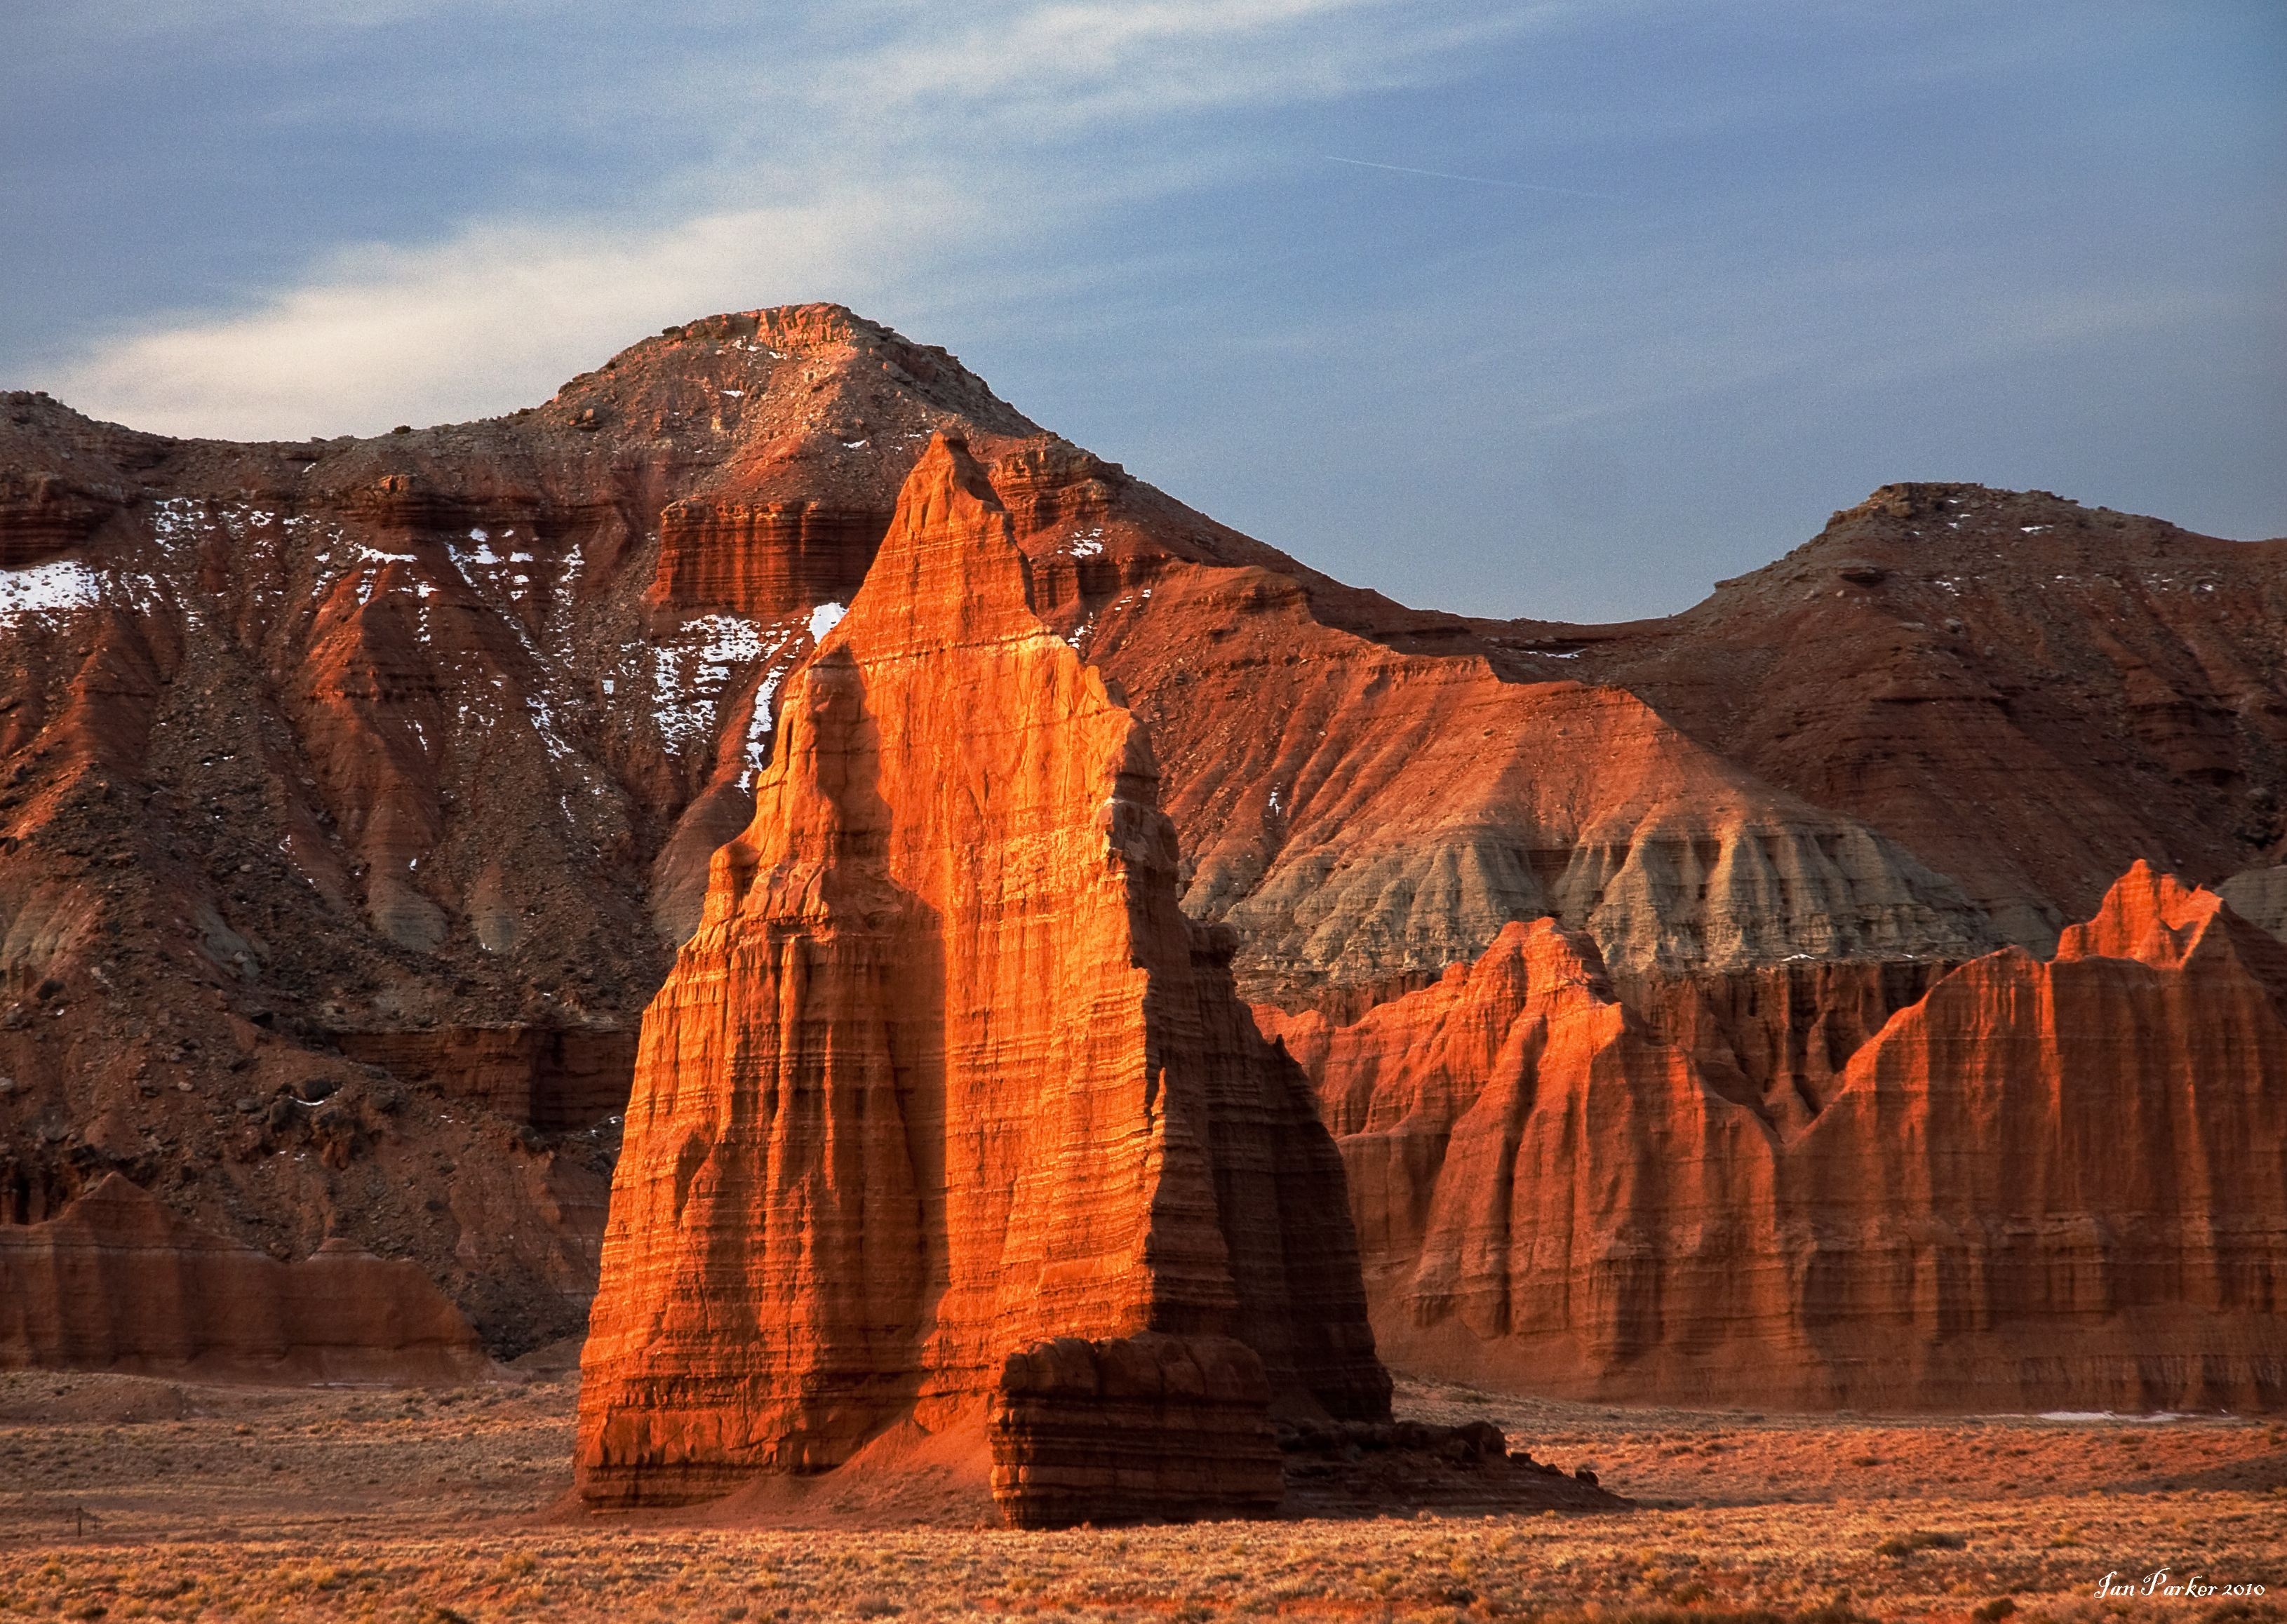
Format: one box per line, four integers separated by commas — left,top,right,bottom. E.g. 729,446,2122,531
5,1,2281,620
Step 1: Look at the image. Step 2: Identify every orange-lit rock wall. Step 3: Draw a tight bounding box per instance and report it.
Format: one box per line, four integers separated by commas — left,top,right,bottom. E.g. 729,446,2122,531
1270,865,2287,1412
577,436,1386,1515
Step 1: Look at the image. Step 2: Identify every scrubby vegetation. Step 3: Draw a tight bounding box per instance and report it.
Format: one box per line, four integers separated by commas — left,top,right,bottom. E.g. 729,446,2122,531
0,1371,2278,1623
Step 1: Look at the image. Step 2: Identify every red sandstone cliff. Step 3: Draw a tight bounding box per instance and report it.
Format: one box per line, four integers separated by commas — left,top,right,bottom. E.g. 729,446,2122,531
0,1172,490,1382
1269,864,2287,1411
0,309,1052,1351
575,436,1386,1520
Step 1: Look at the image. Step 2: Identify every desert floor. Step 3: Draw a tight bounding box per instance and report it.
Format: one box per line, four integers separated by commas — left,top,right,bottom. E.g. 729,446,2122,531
0,1369,2278,1623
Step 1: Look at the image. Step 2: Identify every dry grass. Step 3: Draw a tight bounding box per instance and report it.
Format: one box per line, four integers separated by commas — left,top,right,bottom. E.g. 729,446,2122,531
0,1370,2279,1623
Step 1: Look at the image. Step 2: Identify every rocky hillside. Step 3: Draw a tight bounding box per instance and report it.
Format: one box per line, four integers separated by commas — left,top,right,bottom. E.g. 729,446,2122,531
3,303,2282,1396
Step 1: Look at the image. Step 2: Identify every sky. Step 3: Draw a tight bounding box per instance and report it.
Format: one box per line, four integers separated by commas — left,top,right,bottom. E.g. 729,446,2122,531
4,0,2281,622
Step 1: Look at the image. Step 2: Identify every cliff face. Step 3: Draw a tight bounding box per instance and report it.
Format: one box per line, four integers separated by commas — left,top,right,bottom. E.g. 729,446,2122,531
575,436,1385,1519
1270,864,2287,1411
0,309,1054,1350
6,303,2285,1412
0,1173,490,1382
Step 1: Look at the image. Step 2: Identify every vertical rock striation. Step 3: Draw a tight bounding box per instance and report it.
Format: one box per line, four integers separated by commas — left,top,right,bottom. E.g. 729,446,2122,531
1270,864,2287,1411
649,499,887,622
576,434,1386,1520
0,1174,491,1382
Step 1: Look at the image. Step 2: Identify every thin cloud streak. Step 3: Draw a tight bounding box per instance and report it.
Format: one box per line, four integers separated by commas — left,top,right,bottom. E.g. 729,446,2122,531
1324,155,1624,200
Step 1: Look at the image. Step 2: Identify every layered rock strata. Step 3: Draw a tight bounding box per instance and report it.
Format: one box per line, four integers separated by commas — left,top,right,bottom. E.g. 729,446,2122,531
1267,864,2287,1411
10,302,2287,1405
0,1173,491,1382
987,1334,1283,1528
650,499,885,622
1054,556,1997,1008
575,435,1387,1518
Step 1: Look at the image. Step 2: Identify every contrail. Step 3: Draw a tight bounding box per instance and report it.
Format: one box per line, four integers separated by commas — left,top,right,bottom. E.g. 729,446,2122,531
1324,156,1622,201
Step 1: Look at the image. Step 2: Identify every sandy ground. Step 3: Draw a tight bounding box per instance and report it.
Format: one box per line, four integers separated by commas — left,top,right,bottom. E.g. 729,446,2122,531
0,1369,2278,1622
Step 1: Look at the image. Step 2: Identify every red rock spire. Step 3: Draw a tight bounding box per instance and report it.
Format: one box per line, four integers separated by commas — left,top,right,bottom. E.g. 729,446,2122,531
576,432,1385,1519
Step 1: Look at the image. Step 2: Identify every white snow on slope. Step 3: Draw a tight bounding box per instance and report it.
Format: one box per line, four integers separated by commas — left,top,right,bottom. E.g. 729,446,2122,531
0,559,104,622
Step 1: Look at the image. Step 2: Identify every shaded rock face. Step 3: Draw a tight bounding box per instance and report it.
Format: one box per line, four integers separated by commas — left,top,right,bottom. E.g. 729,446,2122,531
987,1334,1284,1529
1268,864,2287,1412
331,1024,635,1131
1621,958,1956,1130
0,1173,490,1382
575,436,1387,1518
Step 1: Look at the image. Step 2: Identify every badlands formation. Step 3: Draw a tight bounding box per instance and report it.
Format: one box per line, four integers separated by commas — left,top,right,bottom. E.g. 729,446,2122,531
1,304,2283,1513
1267,862,2287,1412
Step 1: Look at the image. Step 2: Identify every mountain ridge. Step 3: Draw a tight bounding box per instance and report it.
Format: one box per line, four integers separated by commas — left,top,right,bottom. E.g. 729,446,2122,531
3,304,2282,1402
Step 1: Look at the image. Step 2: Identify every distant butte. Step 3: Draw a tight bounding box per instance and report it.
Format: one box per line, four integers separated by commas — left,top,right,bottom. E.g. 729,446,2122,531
1269,862,2287,1412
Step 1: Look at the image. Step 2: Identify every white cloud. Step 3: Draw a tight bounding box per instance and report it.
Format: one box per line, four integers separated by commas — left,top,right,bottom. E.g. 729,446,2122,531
825,0,1516,126
38,0,1555,439
55,189,968,439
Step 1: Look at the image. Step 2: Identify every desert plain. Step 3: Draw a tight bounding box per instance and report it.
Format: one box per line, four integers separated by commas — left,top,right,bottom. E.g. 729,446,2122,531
1,1369,2278,1624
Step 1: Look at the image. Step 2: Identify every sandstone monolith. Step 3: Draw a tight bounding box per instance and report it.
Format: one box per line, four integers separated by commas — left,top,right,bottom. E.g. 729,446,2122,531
576,434,1387,1521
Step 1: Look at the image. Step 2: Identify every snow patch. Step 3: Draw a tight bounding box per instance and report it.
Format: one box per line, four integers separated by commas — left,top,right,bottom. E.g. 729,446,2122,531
809,601,847,643
449,538,504,573
0,559,105,622
652,613,779,753
525,692,574,760
739,666,791,788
